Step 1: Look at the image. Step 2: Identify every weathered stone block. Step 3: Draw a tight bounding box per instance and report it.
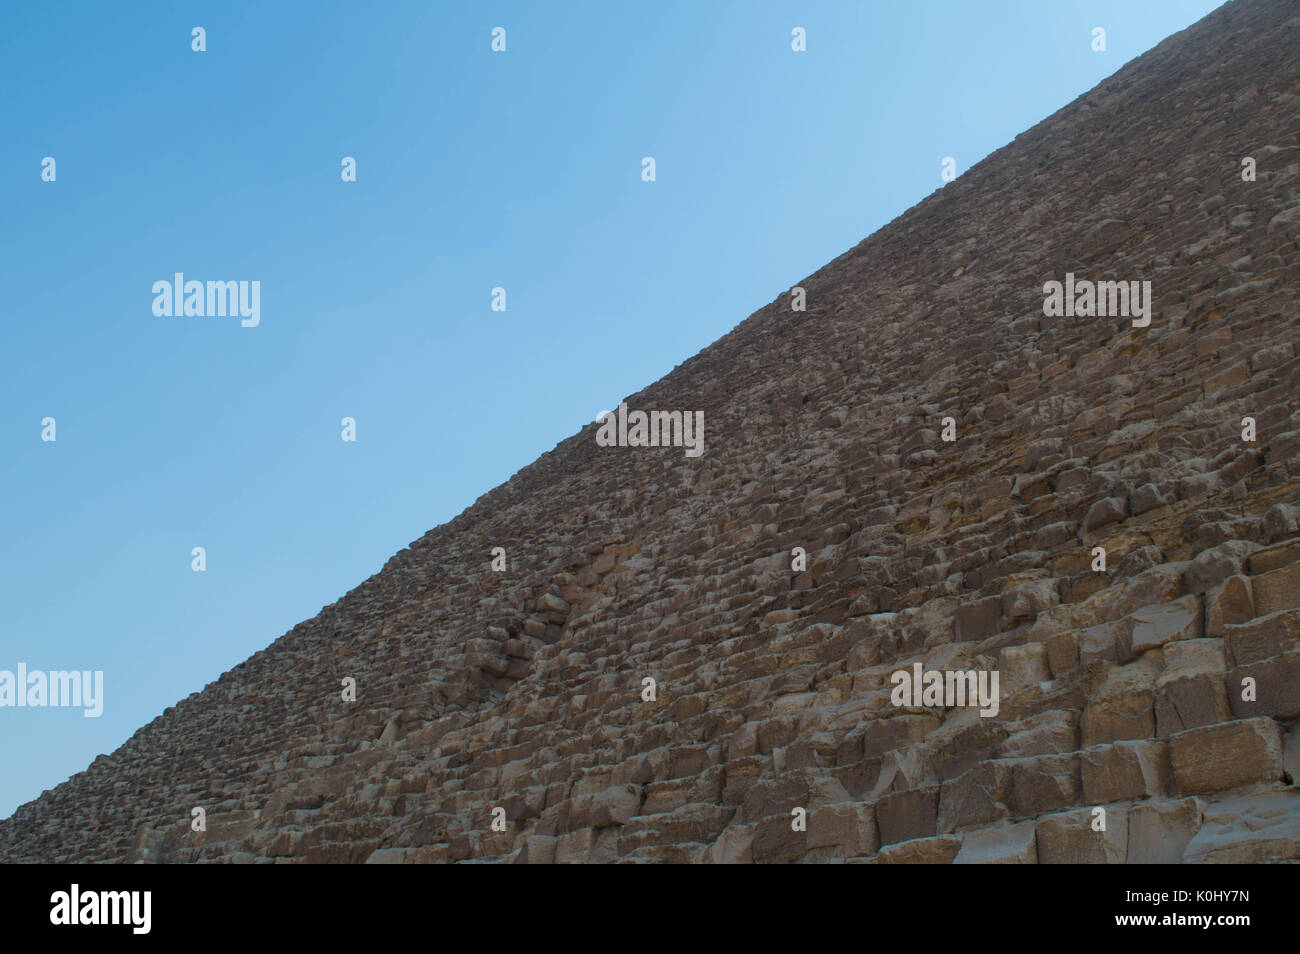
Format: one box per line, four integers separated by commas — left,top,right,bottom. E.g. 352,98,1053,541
574,783,640,829
1046,631,1080,677
751,813,807,864
1119,595,1202,655
1002,580,1060,625
1080,655,1161,746
952,820,1037,864
1000,710,1078,758
1206,575,1254,636
999,643,1051,692
1127,798,1201,863
1168,718,1284,795
721,756,765,806
954,596,1003,642
1183,791,1300,863
1228,650,1300,720
1084,497,1127,532
1155,639,1230,735
806,801,877,856
930,717,1008,781
1079,622,1120,666
1007,753,1080,817
1080,739,1169,803
1184,540,1257,593
1225,607,1300,666
709,825,754,864
554,827,597,864
876,834,962,864
738,774,808,824
861,712,941,759
874,786,938,846
938,762,1011,833
1035,808,1128,863
1081,688,1155,746
1252,560,1300,616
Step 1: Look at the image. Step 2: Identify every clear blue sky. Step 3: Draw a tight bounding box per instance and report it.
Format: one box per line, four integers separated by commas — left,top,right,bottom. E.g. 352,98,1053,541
0,1,1221,818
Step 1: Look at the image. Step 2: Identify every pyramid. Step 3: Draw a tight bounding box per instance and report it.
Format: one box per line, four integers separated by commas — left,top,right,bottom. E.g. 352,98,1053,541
3,0,1298,864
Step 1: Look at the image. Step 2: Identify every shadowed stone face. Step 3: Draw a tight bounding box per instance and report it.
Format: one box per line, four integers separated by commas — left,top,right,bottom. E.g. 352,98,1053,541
2,0,1299,864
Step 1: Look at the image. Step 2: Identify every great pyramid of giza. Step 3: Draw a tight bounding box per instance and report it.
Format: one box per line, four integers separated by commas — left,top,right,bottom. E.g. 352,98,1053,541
2,0,1298,864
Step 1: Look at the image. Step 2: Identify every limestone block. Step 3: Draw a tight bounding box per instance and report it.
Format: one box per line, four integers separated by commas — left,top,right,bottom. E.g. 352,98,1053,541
1127,798,1201,863
1035,807,1128,863
874,786,938,846
876,835,962,864
938,762,1012,833
1169,718,1284,795
1252,560,1300,616
1183,791,1300,863
1155,639,1231,734
1206,575,1254,636
1080,739,1169,803
1225,607,1300,665
953,820,1037,864
806,801,877,856
1007,753,1080,817
1228,650,1300,720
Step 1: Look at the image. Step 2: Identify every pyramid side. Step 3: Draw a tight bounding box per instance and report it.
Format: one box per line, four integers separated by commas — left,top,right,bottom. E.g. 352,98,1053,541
2,0,1298,863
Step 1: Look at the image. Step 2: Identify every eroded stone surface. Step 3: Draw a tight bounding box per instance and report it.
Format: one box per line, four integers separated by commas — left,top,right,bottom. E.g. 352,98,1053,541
0,0,1297,864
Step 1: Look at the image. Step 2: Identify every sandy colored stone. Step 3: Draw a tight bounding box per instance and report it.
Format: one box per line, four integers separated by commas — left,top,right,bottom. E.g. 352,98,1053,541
2,0,1298,867
1035,808,1128,863
1168,718,1284,795
876,835,962,864
1081,740,1170,803
1127,798,1201,864
953,821,1037,864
